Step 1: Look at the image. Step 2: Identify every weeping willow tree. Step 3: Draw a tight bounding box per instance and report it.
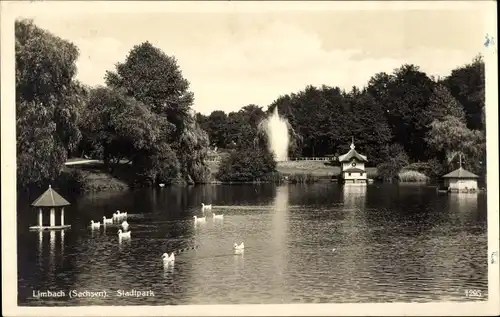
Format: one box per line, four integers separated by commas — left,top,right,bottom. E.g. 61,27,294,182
16,19,84,189
426,115,485,175
177,114,211,184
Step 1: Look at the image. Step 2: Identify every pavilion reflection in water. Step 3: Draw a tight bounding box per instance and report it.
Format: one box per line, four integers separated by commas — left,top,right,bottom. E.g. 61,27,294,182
342,184,367,210
37,229,67,270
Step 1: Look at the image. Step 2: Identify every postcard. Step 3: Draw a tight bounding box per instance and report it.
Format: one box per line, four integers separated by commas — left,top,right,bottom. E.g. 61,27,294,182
1,1,498,316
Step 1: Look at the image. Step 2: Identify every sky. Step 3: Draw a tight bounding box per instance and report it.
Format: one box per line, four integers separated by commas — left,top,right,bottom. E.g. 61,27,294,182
12,2,489,115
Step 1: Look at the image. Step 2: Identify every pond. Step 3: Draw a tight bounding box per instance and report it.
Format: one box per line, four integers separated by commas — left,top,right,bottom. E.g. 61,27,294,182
17,183,488,305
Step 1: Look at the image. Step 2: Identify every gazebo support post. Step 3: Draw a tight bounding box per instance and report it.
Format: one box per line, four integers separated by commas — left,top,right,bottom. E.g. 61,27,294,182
61,207,65,226
38,208,43,227
50,208,55,227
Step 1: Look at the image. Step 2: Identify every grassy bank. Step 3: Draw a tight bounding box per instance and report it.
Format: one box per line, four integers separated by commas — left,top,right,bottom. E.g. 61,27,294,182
59,160,130,192
62,156,430,190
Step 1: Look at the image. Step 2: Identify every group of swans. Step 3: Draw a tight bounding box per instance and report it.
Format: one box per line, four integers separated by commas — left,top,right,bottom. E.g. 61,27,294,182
194,203,224,223
161,241,244,267
89,210,131,239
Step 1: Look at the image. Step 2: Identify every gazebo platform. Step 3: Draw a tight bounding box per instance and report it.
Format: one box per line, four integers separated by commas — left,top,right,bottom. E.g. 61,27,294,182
29,225,71,231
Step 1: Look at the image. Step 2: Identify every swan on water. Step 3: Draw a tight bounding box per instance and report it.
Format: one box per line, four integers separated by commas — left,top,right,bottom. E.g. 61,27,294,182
102,216,113,225
212,213,224,220
118,229,131,238
193,215,206,223
201,203,212,211
90,220,101,229
121,220,129,231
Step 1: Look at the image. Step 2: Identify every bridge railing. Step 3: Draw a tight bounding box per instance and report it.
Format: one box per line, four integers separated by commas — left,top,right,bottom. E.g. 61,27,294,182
206,156,336,163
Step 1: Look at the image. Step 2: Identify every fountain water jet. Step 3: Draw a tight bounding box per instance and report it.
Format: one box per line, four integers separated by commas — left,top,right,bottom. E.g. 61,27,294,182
259,107,289,162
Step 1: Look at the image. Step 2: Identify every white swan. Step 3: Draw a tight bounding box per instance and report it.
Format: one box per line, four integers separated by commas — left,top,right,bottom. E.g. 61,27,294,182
159,183,165,188
90,220,101,229
121,220,129,231
233,242,244,250
212,212,224,220
117,229,131,238
201,203,212,211
113,210,120,221
162,252,175,264
102,216,113,225
193,215,206,223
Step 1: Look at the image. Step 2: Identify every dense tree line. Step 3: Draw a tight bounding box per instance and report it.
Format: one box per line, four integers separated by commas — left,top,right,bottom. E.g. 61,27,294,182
16,20,210,189
197,57,486,179
16,19,486,190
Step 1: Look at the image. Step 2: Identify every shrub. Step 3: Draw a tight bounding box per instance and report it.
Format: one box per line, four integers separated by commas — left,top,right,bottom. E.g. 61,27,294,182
216,148,277,182
405,159,444,180
398,170,429,183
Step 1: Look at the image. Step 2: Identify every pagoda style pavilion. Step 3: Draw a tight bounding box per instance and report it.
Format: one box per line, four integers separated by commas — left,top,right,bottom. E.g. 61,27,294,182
29,185,71,230
442,155,479,193
338,138,368,184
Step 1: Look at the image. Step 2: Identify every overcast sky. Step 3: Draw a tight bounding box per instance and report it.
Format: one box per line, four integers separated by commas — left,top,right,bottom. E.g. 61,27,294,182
13,2,489,114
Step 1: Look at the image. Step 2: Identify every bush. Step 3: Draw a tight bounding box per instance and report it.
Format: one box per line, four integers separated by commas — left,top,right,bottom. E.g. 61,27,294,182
398,170,429,182
216,148,277,182
405,159,444,180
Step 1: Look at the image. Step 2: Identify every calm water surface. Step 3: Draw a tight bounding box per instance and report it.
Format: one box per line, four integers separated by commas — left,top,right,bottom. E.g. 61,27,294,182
17,183,488,305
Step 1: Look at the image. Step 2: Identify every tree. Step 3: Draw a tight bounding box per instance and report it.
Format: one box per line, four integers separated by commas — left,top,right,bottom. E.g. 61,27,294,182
428,84,466,122
104,42,210,183
426,115,485,175
342,88,393,166
442,55,485,131
367,64,437,161
376,144,409,181
105,42,193,133
16,19,83,188
216,148,277,182
81,87,174,166
204,110,229,148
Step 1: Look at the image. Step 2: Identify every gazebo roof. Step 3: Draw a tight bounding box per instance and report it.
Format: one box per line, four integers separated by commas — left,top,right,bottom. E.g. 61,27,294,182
442,167,479,179
31,185,71,207
338,141,367,163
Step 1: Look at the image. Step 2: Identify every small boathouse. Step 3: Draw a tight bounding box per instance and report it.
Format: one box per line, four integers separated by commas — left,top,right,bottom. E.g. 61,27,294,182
442,167,479,193
338,139,368,184
30,185,71,230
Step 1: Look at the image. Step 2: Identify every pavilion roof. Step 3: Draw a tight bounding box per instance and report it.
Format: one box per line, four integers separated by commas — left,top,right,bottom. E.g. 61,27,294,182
442,167,479,179
31,185,71,207
338,149,367,162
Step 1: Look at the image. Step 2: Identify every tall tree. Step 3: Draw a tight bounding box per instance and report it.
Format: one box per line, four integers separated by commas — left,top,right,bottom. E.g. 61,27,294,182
205,110,229,148
16,19,83,188
344,88,393,165
105,42,193,133
367,64,436,161
442,55,485,131
104,42,210,183
426,115,485,175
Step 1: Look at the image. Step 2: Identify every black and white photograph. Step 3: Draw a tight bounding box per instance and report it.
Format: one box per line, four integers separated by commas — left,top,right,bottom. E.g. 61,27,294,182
1,1,499,316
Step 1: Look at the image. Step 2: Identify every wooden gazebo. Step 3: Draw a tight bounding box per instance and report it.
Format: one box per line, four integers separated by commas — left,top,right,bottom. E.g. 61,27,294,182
29,185,71,230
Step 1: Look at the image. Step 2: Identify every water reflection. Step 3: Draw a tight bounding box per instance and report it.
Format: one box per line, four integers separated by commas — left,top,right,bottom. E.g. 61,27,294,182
342,184,367,210
49,231,56,272
271,185,289,296
18,184,488,305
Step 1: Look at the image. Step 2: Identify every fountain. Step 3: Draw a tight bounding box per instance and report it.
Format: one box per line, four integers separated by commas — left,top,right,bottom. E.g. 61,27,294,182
259,107,290,162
